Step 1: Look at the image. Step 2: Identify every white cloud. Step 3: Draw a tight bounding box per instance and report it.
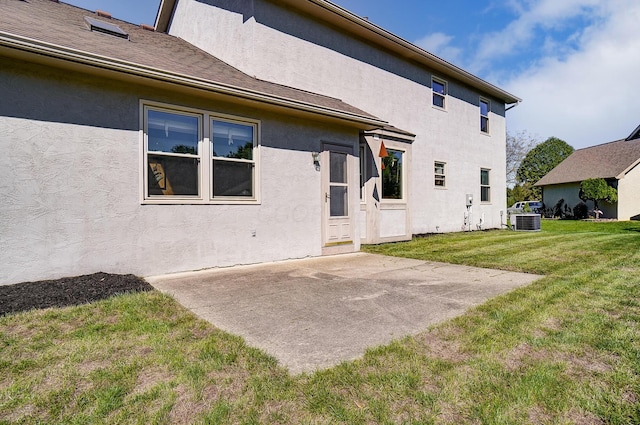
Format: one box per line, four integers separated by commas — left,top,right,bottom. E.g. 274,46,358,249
503,0,640,148
414,32,462,64
470,0,602,72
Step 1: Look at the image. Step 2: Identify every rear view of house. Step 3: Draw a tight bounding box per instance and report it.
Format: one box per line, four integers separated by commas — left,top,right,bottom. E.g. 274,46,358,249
159,0,521,241
0,0,519,285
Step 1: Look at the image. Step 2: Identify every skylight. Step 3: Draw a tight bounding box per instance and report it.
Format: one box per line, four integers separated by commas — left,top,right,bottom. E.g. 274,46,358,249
84,17,129,40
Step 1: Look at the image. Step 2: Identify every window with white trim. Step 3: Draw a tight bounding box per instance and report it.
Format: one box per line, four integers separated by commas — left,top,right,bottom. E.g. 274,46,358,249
143,103,259,203
480,98,490,133
434,161,446,187
480,168,491,202
432,78,447,109
382,149,404,200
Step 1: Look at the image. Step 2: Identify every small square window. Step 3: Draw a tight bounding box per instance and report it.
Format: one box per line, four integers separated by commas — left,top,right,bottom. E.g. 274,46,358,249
480,168,491,202
432,78,447,109
480,99,490,133
434,161,446,187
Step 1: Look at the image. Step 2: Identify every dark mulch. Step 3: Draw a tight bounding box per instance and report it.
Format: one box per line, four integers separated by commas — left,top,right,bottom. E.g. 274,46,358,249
0,272,154,316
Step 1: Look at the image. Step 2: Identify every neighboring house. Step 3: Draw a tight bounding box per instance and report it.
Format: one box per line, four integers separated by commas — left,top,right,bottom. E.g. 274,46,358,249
0,0,519,285
535,127,640,220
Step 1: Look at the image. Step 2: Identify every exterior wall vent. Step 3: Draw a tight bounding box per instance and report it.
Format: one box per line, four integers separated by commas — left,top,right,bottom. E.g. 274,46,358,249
85,16,129,40
512,214,541,231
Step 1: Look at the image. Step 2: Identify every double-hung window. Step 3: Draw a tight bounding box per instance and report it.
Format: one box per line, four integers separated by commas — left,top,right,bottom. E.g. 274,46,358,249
432,78,447,109
480,99,490,133
143,103,259,203
480,168,491,202
434,161,446,187
146,109,201,197
211,119,255,198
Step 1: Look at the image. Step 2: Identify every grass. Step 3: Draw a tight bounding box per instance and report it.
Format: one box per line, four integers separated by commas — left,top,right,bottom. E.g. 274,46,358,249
2,220,640,424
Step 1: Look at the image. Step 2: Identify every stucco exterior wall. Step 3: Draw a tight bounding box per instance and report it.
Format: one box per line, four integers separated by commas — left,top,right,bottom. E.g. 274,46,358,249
0,60,359,285
169,0,509,234
618,165,640,220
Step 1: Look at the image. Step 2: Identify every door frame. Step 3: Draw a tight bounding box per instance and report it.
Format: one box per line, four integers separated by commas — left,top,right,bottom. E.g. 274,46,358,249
321,142,356,254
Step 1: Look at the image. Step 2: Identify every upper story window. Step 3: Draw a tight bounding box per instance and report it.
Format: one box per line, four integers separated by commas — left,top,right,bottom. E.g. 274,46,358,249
480,98,490,133
143,103,259,204
432,78,447,109
434,161,446,187
480,168,491,202
382,148,404,200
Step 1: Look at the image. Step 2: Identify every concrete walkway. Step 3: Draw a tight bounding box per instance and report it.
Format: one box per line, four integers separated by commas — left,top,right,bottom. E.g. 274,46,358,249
148,253,541,374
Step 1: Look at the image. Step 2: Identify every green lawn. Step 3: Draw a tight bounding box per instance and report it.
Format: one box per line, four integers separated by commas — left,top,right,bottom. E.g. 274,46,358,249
2,220,640,424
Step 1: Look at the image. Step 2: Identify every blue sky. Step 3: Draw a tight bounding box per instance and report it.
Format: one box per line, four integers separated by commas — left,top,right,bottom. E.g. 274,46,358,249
64,0,640,149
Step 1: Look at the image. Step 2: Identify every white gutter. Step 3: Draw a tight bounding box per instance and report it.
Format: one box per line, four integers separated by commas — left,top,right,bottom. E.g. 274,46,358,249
505,101,521,112
155,0,521,105
303,0,521,104
0,32,386,128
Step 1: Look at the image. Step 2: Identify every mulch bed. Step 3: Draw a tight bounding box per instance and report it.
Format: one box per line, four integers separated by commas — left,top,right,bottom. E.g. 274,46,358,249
0,272,154,316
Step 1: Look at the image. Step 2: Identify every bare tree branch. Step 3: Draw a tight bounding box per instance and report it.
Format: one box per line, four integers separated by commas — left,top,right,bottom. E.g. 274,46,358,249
506,130,539,187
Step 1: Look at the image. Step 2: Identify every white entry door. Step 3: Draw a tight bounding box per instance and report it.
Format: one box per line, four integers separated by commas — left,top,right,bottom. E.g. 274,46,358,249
322,144,353,247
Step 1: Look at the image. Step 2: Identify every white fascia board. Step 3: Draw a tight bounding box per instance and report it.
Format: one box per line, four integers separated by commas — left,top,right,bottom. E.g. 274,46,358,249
0,31,386,128
281,0,522,105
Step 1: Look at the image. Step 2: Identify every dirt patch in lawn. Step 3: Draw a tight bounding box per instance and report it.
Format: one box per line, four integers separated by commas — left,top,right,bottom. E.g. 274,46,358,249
0,272,154,316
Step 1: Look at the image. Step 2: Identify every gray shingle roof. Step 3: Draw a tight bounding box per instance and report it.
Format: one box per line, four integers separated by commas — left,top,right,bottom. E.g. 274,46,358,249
0,0,381,124
535,137,640,186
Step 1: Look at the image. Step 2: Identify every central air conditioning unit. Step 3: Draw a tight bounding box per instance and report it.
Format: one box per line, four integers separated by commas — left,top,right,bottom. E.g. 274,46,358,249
512,214,541,231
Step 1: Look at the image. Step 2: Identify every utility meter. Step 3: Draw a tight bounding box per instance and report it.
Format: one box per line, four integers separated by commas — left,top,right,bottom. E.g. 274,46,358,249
466,194,473,207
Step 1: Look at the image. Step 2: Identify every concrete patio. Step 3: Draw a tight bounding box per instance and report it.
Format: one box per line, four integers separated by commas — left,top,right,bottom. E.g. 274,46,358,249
147,253,541,374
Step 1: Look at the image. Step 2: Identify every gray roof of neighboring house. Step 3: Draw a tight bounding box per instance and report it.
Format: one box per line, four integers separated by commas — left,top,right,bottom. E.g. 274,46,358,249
535,137,640,186
0,0,383,126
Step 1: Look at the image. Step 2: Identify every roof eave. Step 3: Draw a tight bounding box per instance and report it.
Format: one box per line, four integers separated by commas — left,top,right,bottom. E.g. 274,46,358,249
156,0,521,104
0,31,385,128
154,0,176,32
617,158,640,180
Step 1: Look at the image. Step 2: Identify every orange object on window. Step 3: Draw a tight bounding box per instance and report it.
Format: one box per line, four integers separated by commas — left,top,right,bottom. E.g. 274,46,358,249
379,141,388,158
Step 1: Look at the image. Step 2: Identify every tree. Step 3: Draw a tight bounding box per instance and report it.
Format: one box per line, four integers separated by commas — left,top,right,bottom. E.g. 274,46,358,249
506,130,538,187
579,178,617,219
507,184,530,207
516,137,574,199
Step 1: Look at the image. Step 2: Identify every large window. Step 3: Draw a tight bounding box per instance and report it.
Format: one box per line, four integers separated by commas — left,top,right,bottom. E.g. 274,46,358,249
143,103,259,203
434,161,446,187
480,168,491,202
432,78,447,109
480,99,490,133
382,149,403,199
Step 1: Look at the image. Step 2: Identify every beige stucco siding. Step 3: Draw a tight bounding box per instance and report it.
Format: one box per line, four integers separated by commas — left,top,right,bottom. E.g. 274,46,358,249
618,165,640,220
0,59,359,285
169,0,509,234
